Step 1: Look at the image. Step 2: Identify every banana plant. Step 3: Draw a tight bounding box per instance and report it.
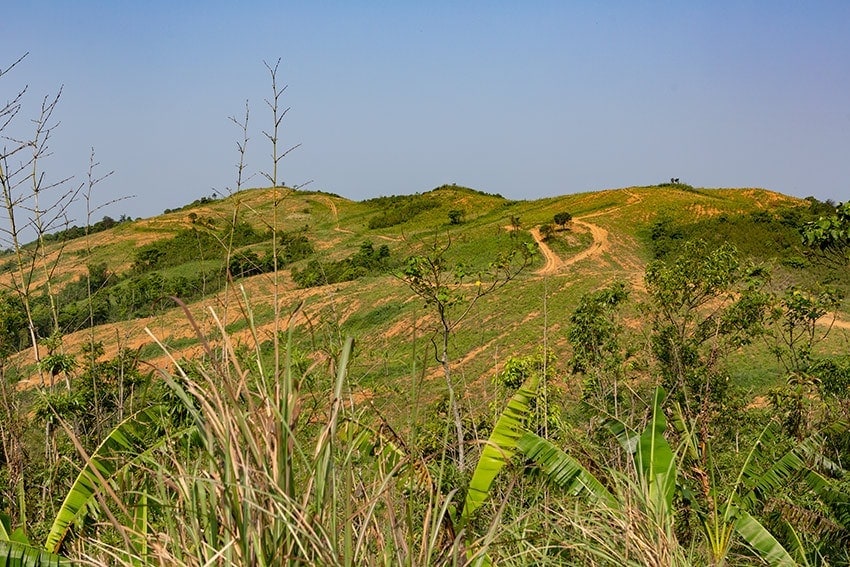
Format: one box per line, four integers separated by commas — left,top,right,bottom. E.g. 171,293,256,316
521,387,827,566
0,540,68,566
676,408,849,566
0,405,169,565
460,372,540,526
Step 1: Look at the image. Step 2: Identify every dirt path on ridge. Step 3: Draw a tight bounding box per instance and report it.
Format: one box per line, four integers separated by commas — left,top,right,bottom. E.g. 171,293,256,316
530,227,562,275
561,220,610,268
528,218,610,276
318,195,355,234
528,189,643,275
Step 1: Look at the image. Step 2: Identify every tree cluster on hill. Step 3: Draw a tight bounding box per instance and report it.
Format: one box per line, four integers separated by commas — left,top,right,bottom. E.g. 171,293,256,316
365,194,440,229
292,241,392,287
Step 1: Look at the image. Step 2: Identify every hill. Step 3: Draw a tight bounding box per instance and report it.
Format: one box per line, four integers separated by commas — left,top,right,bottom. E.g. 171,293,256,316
4,182,850,563
2,182,836,401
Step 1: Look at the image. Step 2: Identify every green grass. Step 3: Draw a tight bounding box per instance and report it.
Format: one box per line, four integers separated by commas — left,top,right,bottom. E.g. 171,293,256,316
545,229,594,257
5,184,850,565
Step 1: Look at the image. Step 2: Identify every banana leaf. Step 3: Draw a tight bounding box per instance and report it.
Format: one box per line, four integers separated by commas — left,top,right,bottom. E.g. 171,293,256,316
0,541,69,567
517,431,617,508
44,405,167,553
460,373,539,525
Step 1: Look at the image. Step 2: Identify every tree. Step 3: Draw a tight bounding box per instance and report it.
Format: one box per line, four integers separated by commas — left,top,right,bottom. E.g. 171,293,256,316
538,223,555,241
644,240,771,426
398,233,535,470
568,281,630,413
447,209,463,225
766,287,843,439
802,201,850,266
0,54,79,366
553,211,572,228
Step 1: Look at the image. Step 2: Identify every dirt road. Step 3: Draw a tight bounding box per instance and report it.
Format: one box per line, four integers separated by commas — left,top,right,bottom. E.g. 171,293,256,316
529,219,610,276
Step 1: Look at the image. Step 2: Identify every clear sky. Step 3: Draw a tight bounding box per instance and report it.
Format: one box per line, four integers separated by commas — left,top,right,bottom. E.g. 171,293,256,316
2,1,850,222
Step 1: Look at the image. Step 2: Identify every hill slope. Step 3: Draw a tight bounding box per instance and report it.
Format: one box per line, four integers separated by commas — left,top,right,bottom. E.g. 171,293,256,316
3,183,835,410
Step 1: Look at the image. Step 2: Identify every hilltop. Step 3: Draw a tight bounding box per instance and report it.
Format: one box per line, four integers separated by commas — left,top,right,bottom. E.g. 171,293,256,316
4,182,850,564
2,182,835,405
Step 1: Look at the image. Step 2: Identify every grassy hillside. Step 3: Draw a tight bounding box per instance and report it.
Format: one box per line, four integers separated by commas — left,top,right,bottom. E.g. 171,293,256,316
2,183,850,565
2,183,836,397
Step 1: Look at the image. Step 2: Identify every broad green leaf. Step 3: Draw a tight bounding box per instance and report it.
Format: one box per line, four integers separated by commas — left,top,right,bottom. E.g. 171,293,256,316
0,540,69,566
0,513,11,542
636,387,676,516
461,373,539,525
733,510,796,567
517,431,618,509
45,405,167,554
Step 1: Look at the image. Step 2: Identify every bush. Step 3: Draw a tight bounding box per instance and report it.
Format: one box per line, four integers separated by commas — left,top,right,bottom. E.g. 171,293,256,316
133,222,266,273
553,212,572,227
291,241,392,288
279,229,314,263
366,194,439,229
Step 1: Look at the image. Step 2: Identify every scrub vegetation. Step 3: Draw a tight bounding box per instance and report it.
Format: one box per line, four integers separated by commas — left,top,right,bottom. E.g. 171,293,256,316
1,55,850,566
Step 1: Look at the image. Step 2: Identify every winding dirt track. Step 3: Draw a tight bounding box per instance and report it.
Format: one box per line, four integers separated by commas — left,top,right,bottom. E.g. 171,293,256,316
530,219,610,276
529,228,562,275
317,195,356,235
562,220,610,268
529,189,644,276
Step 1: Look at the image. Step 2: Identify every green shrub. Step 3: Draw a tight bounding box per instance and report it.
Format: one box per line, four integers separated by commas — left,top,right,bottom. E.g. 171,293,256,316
553,211,572,227
291,241,392,288
366,194,439,229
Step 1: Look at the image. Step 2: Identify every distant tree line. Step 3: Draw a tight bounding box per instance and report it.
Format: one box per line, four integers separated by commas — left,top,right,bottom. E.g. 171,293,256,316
0,214,134,258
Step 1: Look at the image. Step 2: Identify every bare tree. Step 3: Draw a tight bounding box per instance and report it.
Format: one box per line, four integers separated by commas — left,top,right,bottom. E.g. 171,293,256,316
0,54,80,366
229,99,252,193
261,58,300,188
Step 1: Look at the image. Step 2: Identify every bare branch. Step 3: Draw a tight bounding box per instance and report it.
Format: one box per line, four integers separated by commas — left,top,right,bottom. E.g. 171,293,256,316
259,57,299,188
228,99,252,193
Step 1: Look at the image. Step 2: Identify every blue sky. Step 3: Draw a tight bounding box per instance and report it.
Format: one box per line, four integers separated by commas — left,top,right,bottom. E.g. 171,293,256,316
2,1,850,222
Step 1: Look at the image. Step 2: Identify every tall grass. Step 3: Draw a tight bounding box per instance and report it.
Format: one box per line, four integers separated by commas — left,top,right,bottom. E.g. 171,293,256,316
73,290,474,566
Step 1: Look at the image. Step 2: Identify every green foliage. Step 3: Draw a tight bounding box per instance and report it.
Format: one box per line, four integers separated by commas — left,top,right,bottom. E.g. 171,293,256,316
568,281,629,375
461,372,540,526
132,221,264,273
538,223,554,241
278,228,314,263
0,291,29,355
44,406,168,553
803,200,850,267
366,194,439,229
447,209,464,225
40,215,131,245
769,287,843,374
648,205,832,273
161,193,219,214
291,241,391,288
516,432,617,507
227,249,266,279
400,236,535,330
553,211,572,227
647,216,684,259
224,227,315,280
645,241,772,423
0,540,70,566
764,286,844,439
494,350,559,436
